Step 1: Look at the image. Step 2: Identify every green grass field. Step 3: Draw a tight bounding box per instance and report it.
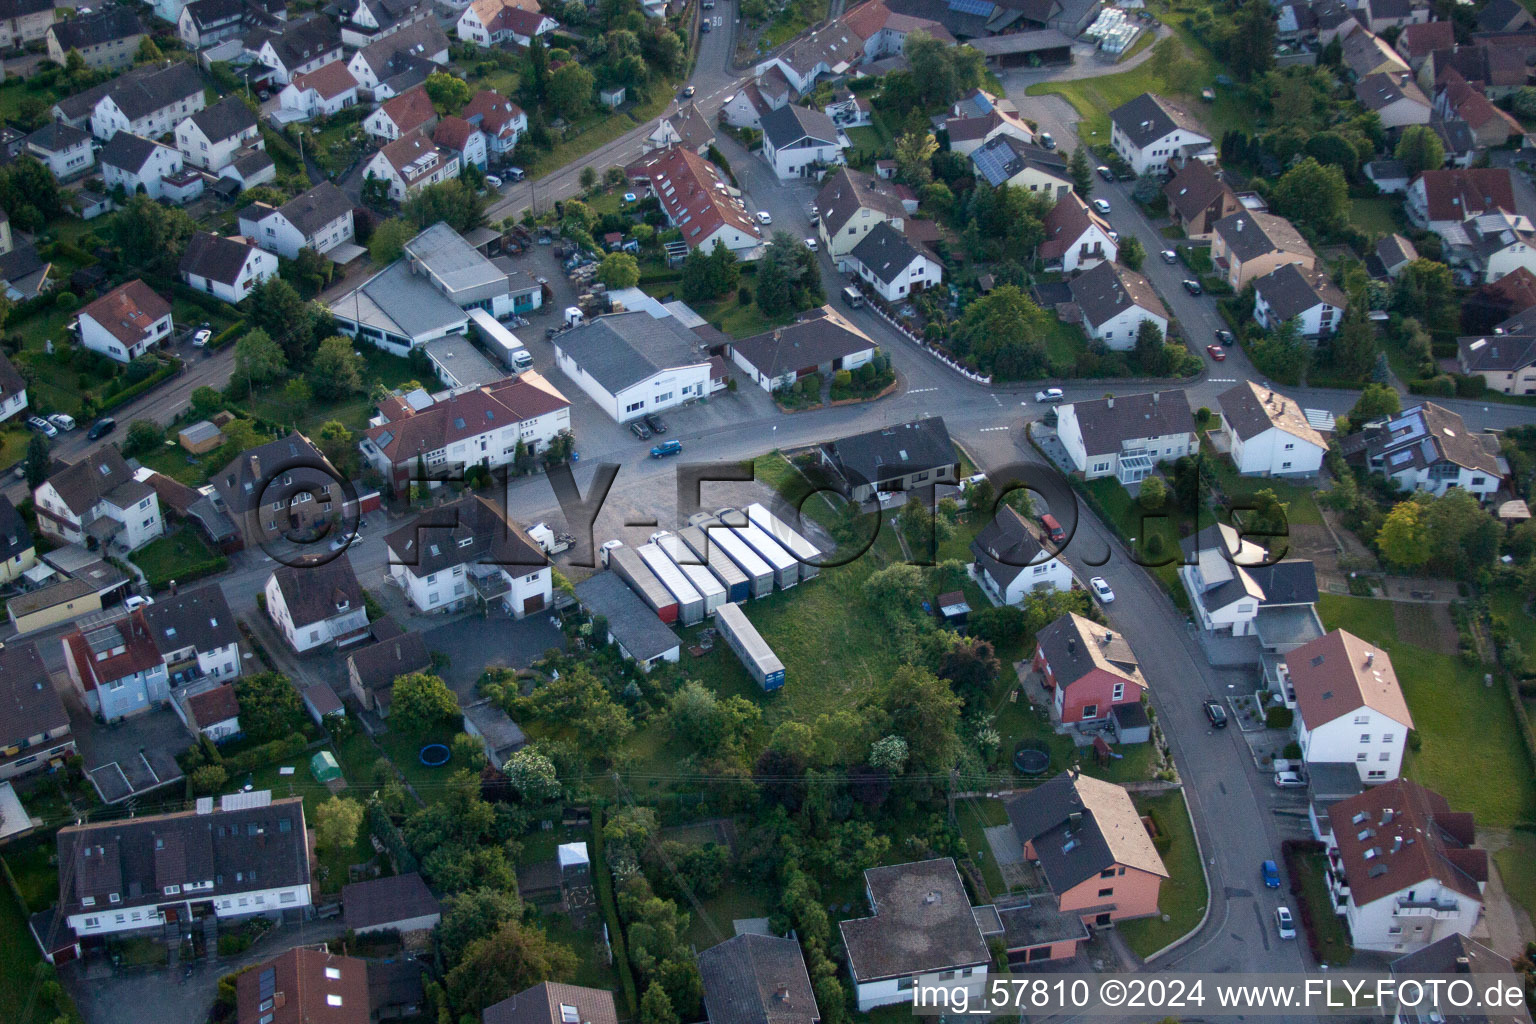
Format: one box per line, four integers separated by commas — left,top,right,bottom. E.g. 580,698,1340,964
1289,847,1354,965
1493,831,1536,924
1348,197,1402,240
130,526,223,590
1118,790,1207,958
1318,595,1536,826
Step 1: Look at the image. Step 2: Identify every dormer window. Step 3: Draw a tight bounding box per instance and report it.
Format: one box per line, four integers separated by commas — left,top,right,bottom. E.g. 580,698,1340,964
165,885,180,895
458,537,473,548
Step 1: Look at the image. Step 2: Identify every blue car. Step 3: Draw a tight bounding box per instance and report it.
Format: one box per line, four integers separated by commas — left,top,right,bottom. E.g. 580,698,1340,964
1262,860,1281,889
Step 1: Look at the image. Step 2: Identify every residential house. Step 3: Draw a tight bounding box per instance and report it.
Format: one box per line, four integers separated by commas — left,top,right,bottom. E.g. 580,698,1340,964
0,495,34,588
362,134,459,202
346,18,448,99
1364,158,1412,194
760,104,847,180
0,233,45,302
815,167,907,260
1355,72,1432,128
359,373,572,489
0,348,28,425
1442,209,1536,284
343,872,441,940
823,90,872,129
217,147,276,190
1476,0,1534,34
143,583,242,686
1282,628,1413,781
175,682,241,741
1217,381,1329,476
1405,167,1515,233
346,628,430,714
265,557,370,652
753,21,865,96
819,417,957,503
1341,401,1504,498
1033,612,1147,735
720,79,787,130
236,947,367,1023
842,0,951,60
1179,523,1324,644
279,59,360,118
0,640,74,780
58,60,206,141
1368,232,1419,279
61,610,169,720
56,793,311,942
1056,390,1197,483
943,107,1034,158
212,432,346,551
971,504,1074,605
1276,1,1318,41
100,133,189,202
1067,260,1169,349
1108,92,1213,176
174,94,260,173
1005,771,1168,923
1343,27,1411,79
178,0,282,49
433,116,487,171
364,85,436,143
253,17,342,85
1323,779,1486,952
643,103,716,156
47,9,145,71
1464,264,1536,333
76,279,173,363
1428,115,1477,168
1360,0,1430,34
23,123,96,180
0,0,57,49
1038,193,1116,273
339,0,428,48
385,495,551,617
1435,67,1523,147
1312,0,1357,43
838,859,991,1011
624,146,762,257
728,305,877,391
1162,159,1241,238
1390,935,1521,1023
1395,20,1455,71
698,934,820,1024
237,181,354,260
456,0,556,46
1252,262,1347,339
551,311,710,423
969,133,1073,197
483,983,620,1024
462,89,526,159
33,448,164,553
846,221,941,301
1211,210,1318,291
1457,332,1536,393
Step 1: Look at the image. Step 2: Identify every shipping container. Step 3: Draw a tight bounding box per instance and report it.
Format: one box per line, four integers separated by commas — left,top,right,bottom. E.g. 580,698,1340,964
605,544,678,624
636,542,706,625
718,508,799,589
744,503,820,581
715,602,785,690
467,308,531,371
652,532,727,616
692,516,774,598
677,524,751,603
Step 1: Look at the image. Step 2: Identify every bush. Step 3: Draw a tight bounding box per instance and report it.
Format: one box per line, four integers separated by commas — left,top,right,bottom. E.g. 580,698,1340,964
53,291,78,311
1265,705,1294,729
1410,374,1456,397
1281,741,1302,760
737,285,751,305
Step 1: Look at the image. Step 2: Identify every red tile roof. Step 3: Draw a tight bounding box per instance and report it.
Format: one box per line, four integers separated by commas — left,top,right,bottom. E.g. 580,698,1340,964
1329,778,1486,909
1413,166,1515,221
1038,193,1112,261
366,372,570,465
292,59,357,101
465,89,525,140
1398,19,1454,56
378,134,450,183
379,86,435,135
433,115,479,152
236,948,370,1024
468,0,544,32
1436,66,1522,132
81,280,171,348
187,684,240,727
64,610,164,691
1284,628,1413,730
626,145,759,250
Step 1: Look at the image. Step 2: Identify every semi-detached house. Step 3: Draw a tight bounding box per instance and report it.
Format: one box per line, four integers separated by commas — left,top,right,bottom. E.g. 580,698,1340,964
1339,401,1503,499
970,133,1073,197
1457,332,1536,394
23,123,95,180
142,583,242,686
253,17,343,85
816,166,907,261
1405,167,1516,234
364,85,436,143
174,95,261,173
463,89,526,157
46,9,146,72
1057,390,1196,484
1038,192,1116,273
625,146,763,257
1211,210,1317,292
456,0,556,46
61,610,170,721
1162,158,1241,238
340,0,429,48
385,495,551,617
100,133,193,204
347,18,449,97
279,60,361,118
1282,628,1413,782
238,181,355,260
1252,262,1347,339
0,640,75,781
0,0,58,49
52,61,206,141
212,432,347,551
33,446,165,554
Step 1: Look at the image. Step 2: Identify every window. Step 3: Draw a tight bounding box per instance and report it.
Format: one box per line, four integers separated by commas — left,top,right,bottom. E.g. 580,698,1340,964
961,968,974,978
108,893,120,904
1357,753,1367,761
165,885,180,895
1098,887,1114,898
897,978,915,992
1379,752,1391,761
280,891,297,903
1081,704,1098,719
939,971,956,980
1354,715,1370,724
1368,770,1386,779
82,897,95,907
325,967,342,980
1360,734,1371,744
1382,734,1393,744
327,995,343,1007
1283,443,1294,451
115,913,125,923
1101,869,1116,879
1112,682,1124,702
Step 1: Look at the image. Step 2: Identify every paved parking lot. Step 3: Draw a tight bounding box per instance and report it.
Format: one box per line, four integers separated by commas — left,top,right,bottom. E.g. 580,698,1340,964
421,613,566,700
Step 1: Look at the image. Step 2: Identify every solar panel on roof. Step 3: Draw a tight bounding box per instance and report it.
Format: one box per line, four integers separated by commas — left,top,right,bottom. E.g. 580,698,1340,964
949,0,995,14
1389,450,1413,466
972,142,1013,185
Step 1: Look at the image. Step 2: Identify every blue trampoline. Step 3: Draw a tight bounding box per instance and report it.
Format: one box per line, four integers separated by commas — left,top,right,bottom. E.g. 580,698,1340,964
419,743,450,767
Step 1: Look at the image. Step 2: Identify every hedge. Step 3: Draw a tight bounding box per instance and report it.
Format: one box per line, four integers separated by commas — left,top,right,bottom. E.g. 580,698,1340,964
208,320,244,351
143,554,228,592
591,805,640,1017
222,732,307,775
367,797,419,874
98,357,182,413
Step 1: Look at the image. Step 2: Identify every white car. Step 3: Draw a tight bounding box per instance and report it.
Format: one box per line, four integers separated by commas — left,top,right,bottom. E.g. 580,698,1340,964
1091,198,1111,215
1274,770,1307,788
755,211,773,225
192,328,212,347
1107,229,1120,243
123,595,154,611
48,413,76,432
484,174,502,189
803,237,818,251
329,531,358,552
1090,577,1115,603
1035,388,1064,403
28,416,57,437
1160,249,1177,263
1274,906,1296,940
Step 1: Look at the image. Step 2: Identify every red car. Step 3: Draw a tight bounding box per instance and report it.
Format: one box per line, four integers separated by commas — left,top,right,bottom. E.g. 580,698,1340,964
1206,344,1227,361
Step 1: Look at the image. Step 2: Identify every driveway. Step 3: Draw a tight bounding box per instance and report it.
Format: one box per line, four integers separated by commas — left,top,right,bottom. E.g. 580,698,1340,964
421,614,566,700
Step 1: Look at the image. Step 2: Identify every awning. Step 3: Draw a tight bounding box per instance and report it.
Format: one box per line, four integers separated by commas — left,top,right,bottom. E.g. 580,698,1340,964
326,242,367,265
21,562,56,585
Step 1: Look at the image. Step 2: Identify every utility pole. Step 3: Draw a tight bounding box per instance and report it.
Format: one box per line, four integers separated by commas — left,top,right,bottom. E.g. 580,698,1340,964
947,767,959,826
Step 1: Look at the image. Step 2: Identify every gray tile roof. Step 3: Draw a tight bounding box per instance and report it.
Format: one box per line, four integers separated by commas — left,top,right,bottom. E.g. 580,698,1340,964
1253,262,1346,323
43,446,148,517
342,871,440,931
49,8,145,51
1217,381,1328,448
822,416,955,490
1247,559,1318,606
698,933,820,1024
760,103,840,151
574,572,680,663
269,556,364,627
839,859,990,983
1213,210,1315,265
354,17,447,76
1458,332,1536,372
0,640,68,751
483,983,620,1024
971,133,1068,188
383,495,547,580
346,628,431,694
179,231,260,286
187,94,257,143
553,311,707,394
1109,92,1209,149
814,166,906,237
25,122,91,153
970,504,1048,590
60,61,203,123
213,431,336,517
274,181,353,237
143,584,239,657
1068,260,1169,329
1005,771,1167,894
1065,389,1195,457
0,493,30,564
732,306,875,378
259,16,340,70
849,220,928,284
99,132,165,174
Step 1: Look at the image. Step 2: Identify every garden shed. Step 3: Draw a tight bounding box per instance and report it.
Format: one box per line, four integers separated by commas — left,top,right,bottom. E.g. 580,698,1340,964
558,842,590,884
310,750,342,783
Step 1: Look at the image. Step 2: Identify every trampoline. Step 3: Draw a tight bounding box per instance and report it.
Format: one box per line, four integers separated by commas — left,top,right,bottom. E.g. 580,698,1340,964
419,743,451,767
1013,742,1050,776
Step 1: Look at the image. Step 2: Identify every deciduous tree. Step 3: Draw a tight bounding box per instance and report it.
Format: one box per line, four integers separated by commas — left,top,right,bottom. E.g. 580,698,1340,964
390,672,460,733
233,328,287,387
315,796,363,853
446,919,577,1013
1377,500,1431,567
309,336,366,400
1394,124,1445,178
597,251,639,288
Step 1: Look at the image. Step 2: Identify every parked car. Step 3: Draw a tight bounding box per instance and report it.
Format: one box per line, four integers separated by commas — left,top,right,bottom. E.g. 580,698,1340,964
506,167,526,181
1207,344,1227,361
755,210,772,224
1096,165,1114,181
48,413,76,432
1039,513,1066,544
87,417,117,440
1035,387,1064,402
123,595,154,611
1204,700,1227,728
1160,249,1177,263
1216,329,1235,346
644,412,667,433
1261,860,1280,889
27,416,57,437
699,19,710,30
1089,576,1114,603
1038,132,1055,149
1182,279,1203,295
1107,229,1120,243
1274,906,1296,939
484,174,503,189
1091,198,1111,215
329,532,357,552
1274,770,1307,788
682,85,696,97
630,421,652,440
803,237,818,251
192,328,212,347
651,440,683,458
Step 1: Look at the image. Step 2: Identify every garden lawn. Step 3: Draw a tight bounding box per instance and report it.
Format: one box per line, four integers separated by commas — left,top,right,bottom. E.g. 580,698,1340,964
644,285,796,339
1493,830,1536,924
1042,316,1086,369
1348,197,1401,239
0,426,28,471
521,91,674,180
0,882,49,1024
681,879,776,948
1487,586,1536,657
1288,846,1353,965
1318,595,1536,826
761,0,831,49
844,125,888,159
377,725,468,805
130,526,224,590
1203,442,1323,527
957,797,1010,897
1117,791,1207,958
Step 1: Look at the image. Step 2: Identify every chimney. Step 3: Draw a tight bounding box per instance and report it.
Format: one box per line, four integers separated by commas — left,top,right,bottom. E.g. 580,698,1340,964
1066,636,1077,655
1153,391,1160,406
1365,652,1375,667
775,986,791,1004
1068,811,1082,828
1102,632,1113,645
248,454,261,481
1236,218,1244,232
1392,836,1403,853
169,580,178,595
1455,956,1471,973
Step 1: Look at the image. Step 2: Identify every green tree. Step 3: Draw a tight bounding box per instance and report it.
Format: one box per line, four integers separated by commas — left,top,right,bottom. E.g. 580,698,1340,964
1422,490,1500,578
951,284,1050,379
680,244,738,302
515,663,633,759
1394,124,1445,178
309,336,366,400
894,129,938,187
1229,0,1277,81
1249,315,1311,385
1328,298,1377,383
641,983,679,1024
233,671,306,742
446,919,578,1013
109,195,195,276
314,420,356,477
438,888,520,966
233,328,288,388
1120,235,1145,271
402,179,486,233
1139,475,1168,510
425,70,471,112
580,165,599,192
1392,259,1458,341
868,734,909,773
1270,157,1348,232
1377,500,1431,567
878,665,961,774
123,419,162,457
937,639,1000,713
504,747,562,801
1349,382,1401,426
369,217,416,264
596,251,639,288
134,36,163,64
315,796,363,853
1069,145,1093,197
24,431,51,488
390,673,460,733
906,32,959,105
755,232,821,316
246,277,322,364
548,63,595,119
1132,318,1169,376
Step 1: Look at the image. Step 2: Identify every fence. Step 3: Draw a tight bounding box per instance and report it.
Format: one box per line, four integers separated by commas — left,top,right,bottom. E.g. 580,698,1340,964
863,298,994,384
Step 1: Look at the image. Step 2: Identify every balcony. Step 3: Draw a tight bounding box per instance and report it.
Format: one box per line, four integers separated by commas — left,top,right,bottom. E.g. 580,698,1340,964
1394,899,1460,920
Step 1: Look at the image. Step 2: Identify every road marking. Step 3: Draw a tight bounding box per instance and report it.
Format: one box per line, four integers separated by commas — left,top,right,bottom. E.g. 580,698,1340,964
978,426,1010,432
1209,377,1237,382
908,387,937,393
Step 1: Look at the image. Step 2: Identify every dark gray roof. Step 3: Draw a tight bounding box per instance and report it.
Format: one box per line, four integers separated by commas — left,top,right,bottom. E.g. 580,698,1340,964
483,984,620,1024
1248,559,1318,607
99,132,164,173
1253,263,1346,322
183,0,250,30
1066,390,1195,457
213,431,336,516
1213,210,1314,264
1459,332,1536,372
187,95,257,142
1476,0,1530,32
0,493,30,564
0,0,51,18
971,133,1067,188
0,242,49,292
759,103,840,150
996,896,1089,952
44,447,150,516
823,416,956,489
342,871,440,930
970,504,1048,589
346,628,431,694
259,16,340,70
814,166,907,236
1365,157,1408,181
1392,934,1529,1024
65,62,204,123
56,796,309,917
49,9,145,51
0,350,21,407
350,0,422,33
1068,260,1169,329
698,933,820,1024
1432,115,1477,156
731,307,875,378
839,859,990,983
1109,92,1210,149
269,556,364,627
849,221,928,284
355,17,448,75
1344,401,1502,475
26,122,92,153
1005,773,1117,892
384,495,546,580
553,311,707,393
179,231,260,286
0,640,68,750
1036,611,1139,689
1376,232,1418,270
574,571,680,663
142,584,240,656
